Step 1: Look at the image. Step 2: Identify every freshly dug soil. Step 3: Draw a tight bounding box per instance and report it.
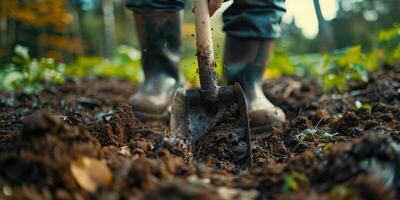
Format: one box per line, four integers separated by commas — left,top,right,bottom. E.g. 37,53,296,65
0,65,399,199
195,103,250,173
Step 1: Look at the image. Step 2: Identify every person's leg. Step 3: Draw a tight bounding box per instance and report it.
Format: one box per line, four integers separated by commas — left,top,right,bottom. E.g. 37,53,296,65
126,0,185,12
126,0,185,119
222,0,286,128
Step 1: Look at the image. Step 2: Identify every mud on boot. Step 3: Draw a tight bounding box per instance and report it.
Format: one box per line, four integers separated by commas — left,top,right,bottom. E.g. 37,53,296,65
223,36,286,132
129,11,183,120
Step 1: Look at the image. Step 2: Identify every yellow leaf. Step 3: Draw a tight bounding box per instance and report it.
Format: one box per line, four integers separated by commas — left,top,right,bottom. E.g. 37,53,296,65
70,156,112,193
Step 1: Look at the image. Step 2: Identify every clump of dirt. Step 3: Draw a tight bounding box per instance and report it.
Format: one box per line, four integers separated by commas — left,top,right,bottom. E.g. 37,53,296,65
195,103,250,173
0,112,101,199
89,104,142,146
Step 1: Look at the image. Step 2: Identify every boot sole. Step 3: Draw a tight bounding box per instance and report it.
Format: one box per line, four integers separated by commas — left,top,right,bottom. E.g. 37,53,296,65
133,110,170,123
250,124,274,135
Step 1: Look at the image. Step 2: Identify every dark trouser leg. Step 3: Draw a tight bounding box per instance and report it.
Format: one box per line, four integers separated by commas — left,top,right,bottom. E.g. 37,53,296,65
223,0,286,39
126,0,185,118
126,0,185,12
223,0,287,127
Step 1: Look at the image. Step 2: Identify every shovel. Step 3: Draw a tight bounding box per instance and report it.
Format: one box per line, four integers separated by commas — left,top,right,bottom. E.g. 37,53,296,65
170,0,252,172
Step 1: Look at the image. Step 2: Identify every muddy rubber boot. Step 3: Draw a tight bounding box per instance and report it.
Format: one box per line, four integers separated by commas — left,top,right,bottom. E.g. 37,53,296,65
224,36,286,131
129,11,182,120
354,136,400,190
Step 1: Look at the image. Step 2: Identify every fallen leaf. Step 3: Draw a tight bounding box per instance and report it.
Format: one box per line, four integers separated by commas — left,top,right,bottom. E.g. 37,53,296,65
118,146,131,156
70,156,112,192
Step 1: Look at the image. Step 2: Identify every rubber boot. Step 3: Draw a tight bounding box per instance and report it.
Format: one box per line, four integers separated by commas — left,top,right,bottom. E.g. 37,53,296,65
355,136,400,191
129,11,182,119
324,135,400,191
223,36,286,130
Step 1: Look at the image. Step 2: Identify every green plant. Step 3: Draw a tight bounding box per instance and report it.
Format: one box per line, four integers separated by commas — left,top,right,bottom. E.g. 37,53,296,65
321,46,371,92
0,45,65,94
282,172,309,193
66,45,144,84
355,100,372,112
265,50,297,78
288,54,324,77
378,24,400,65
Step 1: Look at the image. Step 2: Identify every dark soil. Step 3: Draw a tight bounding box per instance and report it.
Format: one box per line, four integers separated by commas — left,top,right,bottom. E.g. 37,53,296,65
0,65,399,199
195,103,250,173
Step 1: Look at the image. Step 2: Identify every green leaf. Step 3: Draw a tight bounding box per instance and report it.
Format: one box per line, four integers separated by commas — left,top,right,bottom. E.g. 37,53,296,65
354,64,368,82
301,128,338,138
27,61,41,82
355,100,372,112
321,45,370,92
267,51,296,77
378,24,400,65
14,45,30,60
2,71,24,91
283,175,299,193
282,172,309,193
22,83,43,94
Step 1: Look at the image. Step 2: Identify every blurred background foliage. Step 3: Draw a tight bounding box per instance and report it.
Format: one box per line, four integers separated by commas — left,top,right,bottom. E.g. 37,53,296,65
0,0,399,94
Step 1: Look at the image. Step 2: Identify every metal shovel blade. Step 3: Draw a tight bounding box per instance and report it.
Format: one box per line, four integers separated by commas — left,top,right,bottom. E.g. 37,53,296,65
170,83,252,172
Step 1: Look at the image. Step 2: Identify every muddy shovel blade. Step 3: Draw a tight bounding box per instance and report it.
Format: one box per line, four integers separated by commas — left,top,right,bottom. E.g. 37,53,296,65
170,0,251,172
171,83,252,171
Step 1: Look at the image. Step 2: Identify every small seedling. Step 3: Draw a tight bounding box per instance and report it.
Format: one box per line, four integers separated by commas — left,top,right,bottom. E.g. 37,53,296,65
355,100,372,112
296,118,339,144
282,172,309,193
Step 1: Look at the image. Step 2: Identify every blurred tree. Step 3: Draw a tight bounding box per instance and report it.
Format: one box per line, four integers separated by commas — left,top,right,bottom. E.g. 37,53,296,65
332,0,400,51
0,1,8,57
313,0,336,53
284,0,400,54
71,0,137,58
102,0,116,58
0,0,83,63
72,0,105,56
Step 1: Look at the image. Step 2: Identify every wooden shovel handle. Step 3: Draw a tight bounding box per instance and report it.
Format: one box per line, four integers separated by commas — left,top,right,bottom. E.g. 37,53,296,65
195,0,218,101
